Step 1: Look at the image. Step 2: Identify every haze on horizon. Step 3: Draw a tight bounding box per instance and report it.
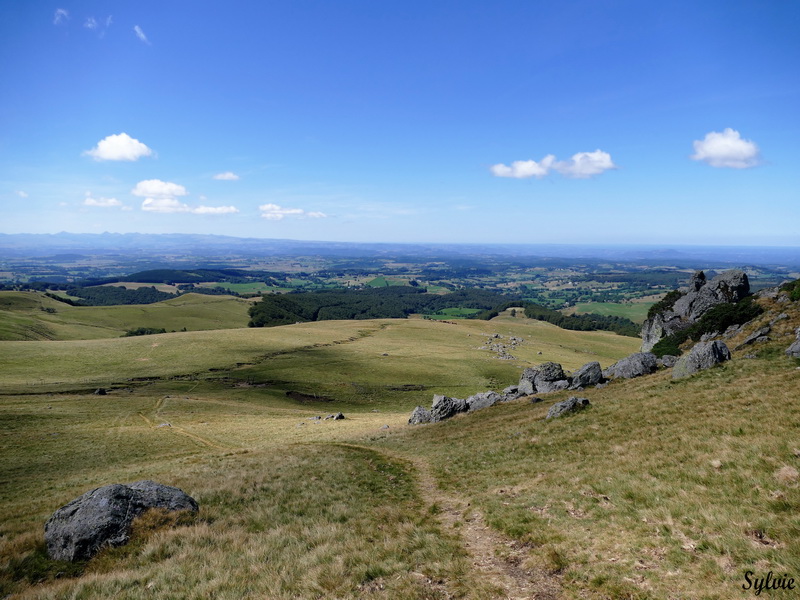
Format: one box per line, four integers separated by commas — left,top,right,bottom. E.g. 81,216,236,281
1,1,798,246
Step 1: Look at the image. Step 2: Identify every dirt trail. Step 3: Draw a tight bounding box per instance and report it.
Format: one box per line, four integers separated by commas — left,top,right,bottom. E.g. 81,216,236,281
138,396,228,450
336,443,561,599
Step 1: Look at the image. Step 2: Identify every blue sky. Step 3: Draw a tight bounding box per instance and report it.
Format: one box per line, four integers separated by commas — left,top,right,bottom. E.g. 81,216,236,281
1,0,798,245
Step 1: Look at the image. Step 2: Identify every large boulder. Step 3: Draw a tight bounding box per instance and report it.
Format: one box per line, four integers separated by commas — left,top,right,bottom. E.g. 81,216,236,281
519,362,570,394
466,391,503,412
546,396,591,420
672,340,731,379
408,406,433,425
429,395,467,422
568,361,603,389
603,352,658,379
641,269,750,351
44,481,198,562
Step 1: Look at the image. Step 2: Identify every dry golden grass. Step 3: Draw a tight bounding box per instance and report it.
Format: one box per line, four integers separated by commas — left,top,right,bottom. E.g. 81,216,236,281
3,299,799,598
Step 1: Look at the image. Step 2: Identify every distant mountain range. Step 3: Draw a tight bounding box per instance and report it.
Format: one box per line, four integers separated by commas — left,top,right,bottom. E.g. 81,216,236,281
1,232,799,266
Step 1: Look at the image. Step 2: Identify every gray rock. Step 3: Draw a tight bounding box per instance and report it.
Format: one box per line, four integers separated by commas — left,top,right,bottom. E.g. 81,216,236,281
546,396,591,420
518,362,570,394
640,311,687,352
45,481,198,562
408,406,432,425
569,361,602,389
603,352,658,379
672,269,750,322
430,395,467,422
641,269,750,351
672,341,732,379
723,324,744,339
755,286,781,300
659,355,678,368
466,391,503,412
786,328,800,358
735,325,771,350
770,313,789,325
325,412,346,420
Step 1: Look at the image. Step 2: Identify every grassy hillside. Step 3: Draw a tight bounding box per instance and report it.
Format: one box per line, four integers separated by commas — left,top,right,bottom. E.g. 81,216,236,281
567,300,654,324
2,295,799,598
0,292,252,341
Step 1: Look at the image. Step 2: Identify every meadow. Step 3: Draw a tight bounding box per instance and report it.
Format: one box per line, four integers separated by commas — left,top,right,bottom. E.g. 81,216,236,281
1,291,799,599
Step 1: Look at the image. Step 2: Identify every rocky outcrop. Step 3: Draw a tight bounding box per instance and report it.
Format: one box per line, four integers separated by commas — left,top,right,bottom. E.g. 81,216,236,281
734,326,771,350
546,396,591,420
658,355,678,368
641,269,750,351
408,406,433,425
568,361,602,390
603,352,658,379
519,362,570,394
45,481,198,562
430,395,468,422
786,328,800,358
672,341,731,379
466,391,504,412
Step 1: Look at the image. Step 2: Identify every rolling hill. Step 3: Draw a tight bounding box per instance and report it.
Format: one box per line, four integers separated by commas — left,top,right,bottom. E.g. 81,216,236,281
1,292,798,598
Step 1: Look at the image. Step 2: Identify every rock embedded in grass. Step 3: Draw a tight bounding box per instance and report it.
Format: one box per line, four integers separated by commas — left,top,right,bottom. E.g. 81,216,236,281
466,391,503,412
44,480,198,562
519,362,570,394
408,406,433,425
602,352,658,379
786,328,800,358
429,395,468,422
672,340,731,379
546,396,591,420
568,361,603,390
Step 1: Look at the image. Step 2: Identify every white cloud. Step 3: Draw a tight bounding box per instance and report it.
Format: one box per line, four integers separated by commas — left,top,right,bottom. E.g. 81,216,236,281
84,192,122,208
53,9,69,25
16,190,28,199
134,179,237,215
133,25,150,44
141,198,190,213
84,133,154,161
491,150,615,179
213,171,240,181
554,150,616,178
259,203,325,220
691,128,761,169
490,155,556,179
84,17,97,30
193,205,239,215
132,179,187,199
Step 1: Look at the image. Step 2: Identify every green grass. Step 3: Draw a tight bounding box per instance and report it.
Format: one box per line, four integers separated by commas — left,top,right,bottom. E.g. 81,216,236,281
568,301,654,324
0,292,252,341
200,282,274,294
366,276,408,288
3,295,799,598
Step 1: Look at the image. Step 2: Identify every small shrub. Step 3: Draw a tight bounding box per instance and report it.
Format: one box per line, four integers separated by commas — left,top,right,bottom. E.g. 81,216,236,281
780,278,800,301
647,289,683,319
123,327,167,337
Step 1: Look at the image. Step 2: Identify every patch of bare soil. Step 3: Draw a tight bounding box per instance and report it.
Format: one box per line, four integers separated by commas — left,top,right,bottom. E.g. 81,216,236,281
340,444,562,599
